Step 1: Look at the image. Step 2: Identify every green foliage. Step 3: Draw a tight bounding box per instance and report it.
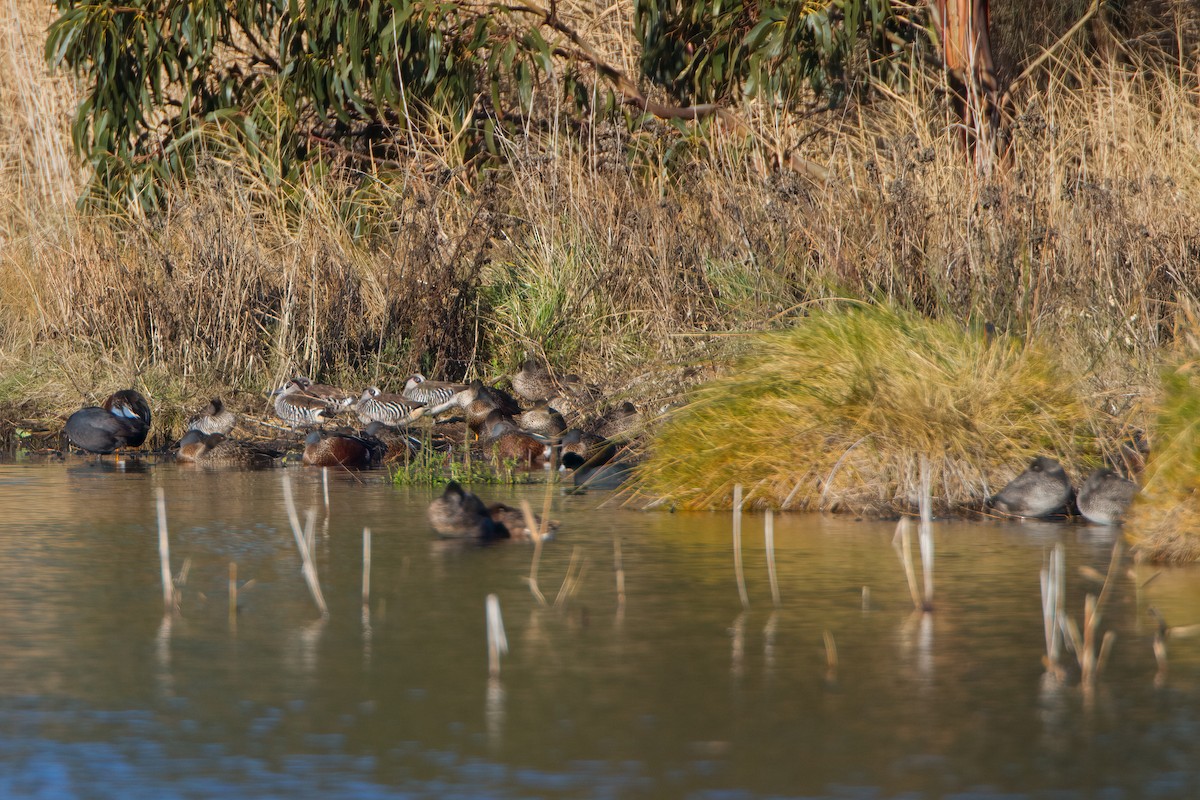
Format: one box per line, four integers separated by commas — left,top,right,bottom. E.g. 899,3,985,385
634,0,914,105
636,303,1093,513
390,442,539,486
1127,337,1200,563
45,0,560,210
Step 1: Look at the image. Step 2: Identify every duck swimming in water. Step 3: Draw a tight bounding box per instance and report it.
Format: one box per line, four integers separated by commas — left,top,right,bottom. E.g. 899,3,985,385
427,481,504,540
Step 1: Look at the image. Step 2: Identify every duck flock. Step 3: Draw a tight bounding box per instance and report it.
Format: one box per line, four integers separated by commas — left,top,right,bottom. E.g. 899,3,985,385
60,357,1138,531
62,357,639,540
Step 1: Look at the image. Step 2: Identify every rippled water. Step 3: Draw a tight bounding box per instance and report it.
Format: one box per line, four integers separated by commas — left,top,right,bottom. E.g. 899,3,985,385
2,459,1200,798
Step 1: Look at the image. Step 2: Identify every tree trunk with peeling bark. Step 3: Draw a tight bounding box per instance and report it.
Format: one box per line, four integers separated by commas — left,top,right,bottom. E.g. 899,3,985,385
930,0,1002,168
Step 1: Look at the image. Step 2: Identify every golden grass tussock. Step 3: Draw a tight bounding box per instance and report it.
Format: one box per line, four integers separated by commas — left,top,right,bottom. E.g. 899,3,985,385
634,304,1097,514
1127,313,1200,563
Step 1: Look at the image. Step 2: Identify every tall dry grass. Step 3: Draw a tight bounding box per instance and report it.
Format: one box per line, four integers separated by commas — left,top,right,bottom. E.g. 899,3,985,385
0,0,1197,452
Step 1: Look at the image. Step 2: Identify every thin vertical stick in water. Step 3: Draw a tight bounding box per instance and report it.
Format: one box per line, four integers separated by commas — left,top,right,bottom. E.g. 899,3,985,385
823,629,838,682
614,536,626,613
486,594,508,678
918,455,934,609
281,473,303,538
1040,543,1065,672
733,484,749,609
305,508,317,562
862,585,871,612
283,473,328,616
894,518,922,611
322,467,330,509
362,527,372,607
764,509,781,608
229,562,238,627
155,488,174,611
730,612,746,680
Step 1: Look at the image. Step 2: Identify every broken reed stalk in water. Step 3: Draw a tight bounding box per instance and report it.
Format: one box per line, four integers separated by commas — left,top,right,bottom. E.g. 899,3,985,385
1070,541,1122,685
894,518,923,611
486,593,508,678
1147,608,1200,685
229,562,237,626
282,473,329,616
823,629,838,681
614,536,626,613
521,499,548,606
322,467,330,510
1048,541,1121,685
764,509,781,608
155,488,174,611
733,484,749,609
1150,607,1169,684
1040,543,1066,676
553,546,586,610
362,527,371,608
918,456,934,609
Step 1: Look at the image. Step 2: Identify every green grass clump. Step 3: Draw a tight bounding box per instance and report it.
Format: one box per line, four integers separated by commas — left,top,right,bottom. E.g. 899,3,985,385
636,303,1095,514
390,444,542,487
1127,338,1200,563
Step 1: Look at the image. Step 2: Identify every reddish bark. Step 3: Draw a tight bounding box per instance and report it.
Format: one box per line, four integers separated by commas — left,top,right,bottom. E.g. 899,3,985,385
931,0,1002,161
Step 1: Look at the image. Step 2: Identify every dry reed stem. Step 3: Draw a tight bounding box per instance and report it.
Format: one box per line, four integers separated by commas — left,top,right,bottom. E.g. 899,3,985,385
894,518,922,612
733,484,749,609
823,629,838,677
281,473,329,616
520,499,547,606
553,546,586,610
155,488,174,612
304,508,316,563
228,562,237,629
918,456,934,608
1040,543,1066,676
362,527,371,607
613,535,626,614
764,509,780,608
486,593,508,678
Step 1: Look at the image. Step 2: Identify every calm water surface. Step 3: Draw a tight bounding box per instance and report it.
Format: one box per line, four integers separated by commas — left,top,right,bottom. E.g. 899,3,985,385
2,459,1200,798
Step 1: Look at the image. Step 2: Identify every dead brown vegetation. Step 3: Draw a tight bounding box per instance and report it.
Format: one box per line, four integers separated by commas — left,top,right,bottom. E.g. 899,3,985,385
0,1,1196,466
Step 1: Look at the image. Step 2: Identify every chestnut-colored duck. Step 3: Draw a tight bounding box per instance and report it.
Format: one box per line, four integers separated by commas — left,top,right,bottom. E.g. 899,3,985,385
480,411,549,467
486,503,558,540
302,430,384,468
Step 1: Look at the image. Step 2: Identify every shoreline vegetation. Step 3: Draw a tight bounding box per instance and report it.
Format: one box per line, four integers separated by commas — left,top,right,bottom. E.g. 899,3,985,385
3,2,1200,558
